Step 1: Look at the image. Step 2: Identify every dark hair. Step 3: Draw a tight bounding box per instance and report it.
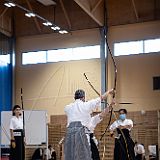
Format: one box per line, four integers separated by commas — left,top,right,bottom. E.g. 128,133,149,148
118,108,127,114
74,89,85,100
48,145,52,148
12,105,21,116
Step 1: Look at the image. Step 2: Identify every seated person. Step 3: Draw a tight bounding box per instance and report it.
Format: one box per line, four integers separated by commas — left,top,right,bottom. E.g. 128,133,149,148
134,141,145,160
44,145,56,160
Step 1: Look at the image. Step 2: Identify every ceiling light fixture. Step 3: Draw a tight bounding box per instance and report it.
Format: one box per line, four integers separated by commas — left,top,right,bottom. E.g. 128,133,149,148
4,0,69,34
25,12,36,18
51,26,60,31
42,21,52,26
4,2,16,7
59,30,68,34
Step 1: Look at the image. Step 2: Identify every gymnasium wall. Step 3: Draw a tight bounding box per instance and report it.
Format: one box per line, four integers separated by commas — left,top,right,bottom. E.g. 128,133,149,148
15,21,160,118
15,28,101,118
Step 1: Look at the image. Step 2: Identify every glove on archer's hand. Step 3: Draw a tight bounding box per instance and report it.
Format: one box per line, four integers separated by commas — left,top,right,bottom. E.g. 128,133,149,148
11,140,16,148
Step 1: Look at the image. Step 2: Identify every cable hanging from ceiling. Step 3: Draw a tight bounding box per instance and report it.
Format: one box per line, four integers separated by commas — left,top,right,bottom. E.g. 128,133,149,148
4,0,69,34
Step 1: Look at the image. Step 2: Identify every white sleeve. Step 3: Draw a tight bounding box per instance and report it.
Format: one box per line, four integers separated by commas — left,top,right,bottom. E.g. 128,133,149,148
9,118,14,130
84,97,101,112
44,149,47,156
139,145,143,153
127,119,133,128
142,146,145,154
109,121,119,131
88,114,102,131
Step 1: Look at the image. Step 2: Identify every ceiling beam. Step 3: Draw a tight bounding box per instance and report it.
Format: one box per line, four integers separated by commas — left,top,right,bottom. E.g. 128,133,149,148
74,0,104,26
131,0,139,21
0,8,12,37
0,8,8,18
91,0,103,13
25,0,41,32
60,0,72,29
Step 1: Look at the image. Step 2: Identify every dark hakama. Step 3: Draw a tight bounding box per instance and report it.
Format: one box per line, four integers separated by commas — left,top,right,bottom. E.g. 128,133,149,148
135,154,143,160
64,121,92,160
90,133,100,160
10,129,25,160
114,128,135,160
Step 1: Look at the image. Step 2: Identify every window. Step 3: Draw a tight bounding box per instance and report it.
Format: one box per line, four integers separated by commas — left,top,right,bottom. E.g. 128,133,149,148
114,41,143,56
72,45,100,60
47,48,73,62
22,51,47,65
114,38,160,56
22,45,100,65
144,38,160,53
47,45,100,62
0,54,10,66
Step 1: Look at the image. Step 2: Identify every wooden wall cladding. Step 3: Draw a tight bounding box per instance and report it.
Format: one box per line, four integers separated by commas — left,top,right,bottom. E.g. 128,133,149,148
48,110,158,160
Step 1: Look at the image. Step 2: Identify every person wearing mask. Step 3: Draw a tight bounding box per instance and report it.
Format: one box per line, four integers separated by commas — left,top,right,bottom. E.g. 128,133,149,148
64,88,114,160
109,109,135,160
134,141,145,160
9,105,25,160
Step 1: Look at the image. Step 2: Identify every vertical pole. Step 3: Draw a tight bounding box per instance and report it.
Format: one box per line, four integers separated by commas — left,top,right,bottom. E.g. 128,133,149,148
11,8,16,107
11,36,16,106
100,0,109,111
100,27,107,110
46,113,48,160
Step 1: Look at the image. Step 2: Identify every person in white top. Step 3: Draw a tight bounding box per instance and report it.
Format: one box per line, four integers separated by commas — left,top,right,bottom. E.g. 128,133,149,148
134,141,145,160
86,105,114,160
109,108,135,160
44,145,56,160
9,105,25,160
64,88,114,160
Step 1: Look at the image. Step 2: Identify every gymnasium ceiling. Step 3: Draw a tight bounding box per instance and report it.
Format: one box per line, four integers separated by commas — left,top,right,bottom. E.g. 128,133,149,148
0,0,160,37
